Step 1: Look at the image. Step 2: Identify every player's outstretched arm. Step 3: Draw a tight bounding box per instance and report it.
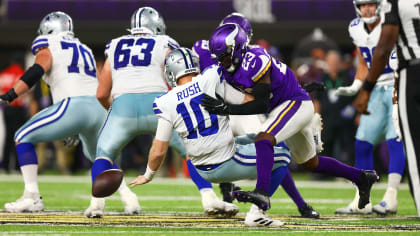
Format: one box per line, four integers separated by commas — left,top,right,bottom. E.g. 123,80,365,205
0,47,52,104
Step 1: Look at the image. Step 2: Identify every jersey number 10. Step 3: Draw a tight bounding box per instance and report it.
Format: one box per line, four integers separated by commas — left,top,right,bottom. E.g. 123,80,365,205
176,94,219,139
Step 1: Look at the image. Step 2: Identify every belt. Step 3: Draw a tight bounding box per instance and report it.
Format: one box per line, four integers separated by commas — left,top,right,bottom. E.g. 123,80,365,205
195,161,225,171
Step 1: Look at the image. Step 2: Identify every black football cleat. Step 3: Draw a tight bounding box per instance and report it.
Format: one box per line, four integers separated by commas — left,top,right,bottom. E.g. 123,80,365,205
298,203,320,219
219,182,241,203
233,188,271,211
356,170,379,209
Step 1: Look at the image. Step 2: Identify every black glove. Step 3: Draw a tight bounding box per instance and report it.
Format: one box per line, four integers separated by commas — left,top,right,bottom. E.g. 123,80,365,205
302,82,326,93
201,94,230,115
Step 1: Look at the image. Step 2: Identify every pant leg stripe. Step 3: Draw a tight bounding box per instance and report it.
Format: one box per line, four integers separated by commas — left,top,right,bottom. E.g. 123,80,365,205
399,68,420,216
15,98,70,142
266,100,301,135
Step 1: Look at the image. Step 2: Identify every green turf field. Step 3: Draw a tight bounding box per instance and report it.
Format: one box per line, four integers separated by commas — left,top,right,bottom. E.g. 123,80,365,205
0,174,419,235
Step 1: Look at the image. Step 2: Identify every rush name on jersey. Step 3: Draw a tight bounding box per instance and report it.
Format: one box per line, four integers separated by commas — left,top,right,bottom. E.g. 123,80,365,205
105,34,179,97
231,45,310,112
153,66,236,166
31,33,98,103
349,17,397,85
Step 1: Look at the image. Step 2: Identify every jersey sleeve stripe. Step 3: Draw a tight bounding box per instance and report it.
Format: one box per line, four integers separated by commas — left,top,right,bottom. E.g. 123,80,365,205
168,41,179,49
32,38,48,45
32,43,49,55
252,60,271,82
153,108,162,114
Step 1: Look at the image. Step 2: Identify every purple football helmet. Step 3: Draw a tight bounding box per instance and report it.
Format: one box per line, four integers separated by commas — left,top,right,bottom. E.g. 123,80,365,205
209,23,248,72
220,12,253,42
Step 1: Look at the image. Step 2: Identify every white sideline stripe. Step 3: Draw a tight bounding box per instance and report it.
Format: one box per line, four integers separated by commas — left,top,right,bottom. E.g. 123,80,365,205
0,174,409,190
74,194,354,204
399,70,420,216
15,98,69,142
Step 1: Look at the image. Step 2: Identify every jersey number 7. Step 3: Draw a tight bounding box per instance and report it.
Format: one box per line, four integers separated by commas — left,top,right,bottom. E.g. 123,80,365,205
61,41,96,78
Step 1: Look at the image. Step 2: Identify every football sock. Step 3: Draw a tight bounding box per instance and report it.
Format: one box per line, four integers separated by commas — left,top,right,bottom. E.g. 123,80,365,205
355,140,374,170
279,169,305,208
387,173,402,192
387,138,406,176
91,158,112,183
255,139,274,193
268,165,288,197
16,143,39,193
315,156,362,183
186,159,212,190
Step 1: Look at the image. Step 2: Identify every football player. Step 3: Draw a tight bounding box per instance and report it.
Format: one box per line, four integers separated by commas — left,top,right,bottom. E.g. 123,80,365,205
334,0,405,215
200,23,379,212
91,7,237,216
192,12,319,218
130,47,290,227
0,12,141,216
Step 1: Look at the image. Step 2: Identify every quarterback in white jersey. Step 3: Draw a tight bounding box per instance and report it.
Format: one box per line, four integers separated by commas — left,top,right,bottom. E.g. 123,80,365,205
0,11,141,217
92,7,238,217
130,48,292,227
335,0,405,216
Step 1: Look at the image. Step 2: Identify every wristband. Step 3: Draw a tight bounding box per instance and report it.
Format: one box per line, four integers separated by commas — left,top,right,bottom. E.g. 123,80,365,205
144,165,156,181
362,80,376,92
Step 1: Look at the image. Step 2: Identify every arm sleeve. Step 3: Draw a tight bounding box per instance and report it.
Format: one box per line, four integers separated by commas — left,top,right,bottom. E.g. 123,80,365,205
155,118,173,142
384,0,399,25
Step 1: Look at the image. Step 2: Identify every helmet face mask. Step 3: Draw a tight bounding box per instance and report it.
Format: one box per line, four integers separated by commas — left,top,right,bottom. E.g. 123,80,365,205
164,48,200,88
130,7,166,35
209,24,248,73
353,0,382,24
38,11,74,36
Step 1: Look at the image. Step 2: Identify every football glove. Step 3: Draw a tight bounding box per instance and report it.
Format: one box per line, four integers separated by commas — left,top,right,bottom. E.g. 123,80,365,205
201,94,230,115
335,79,363,96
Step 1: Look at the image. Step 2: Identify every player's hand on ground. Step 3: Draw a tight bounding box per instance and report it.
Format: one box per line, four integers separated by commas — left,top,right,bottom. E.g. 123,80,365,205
129,176,150,187
201,94,230,115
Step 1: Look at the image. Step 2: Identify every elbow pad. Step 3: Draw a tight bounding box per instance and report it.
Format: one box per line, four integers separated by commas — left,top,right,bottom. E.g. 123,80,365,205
20,64,44,88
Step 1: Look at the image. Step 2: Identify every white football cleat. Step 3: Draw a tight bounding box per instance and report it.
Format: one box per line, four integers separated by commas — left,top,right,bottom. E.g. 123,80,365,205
84,197,105,218
4,191,44,213
335,191,372,215
201,188,238,216
373,188,398,215
245,204,284,227
119,189,141,215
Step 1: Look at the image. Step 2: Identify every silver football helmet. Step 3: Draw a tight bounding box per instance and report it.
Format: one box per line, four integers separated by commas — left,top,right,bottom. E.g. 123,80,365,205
164,48,200,88
38,11,74,36
130,7,166,35
353,0,382,24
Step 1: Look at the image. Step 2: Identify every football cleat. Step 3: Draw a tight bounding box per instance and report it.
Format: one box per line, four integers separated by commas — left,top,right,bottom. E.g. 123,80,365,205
311,113,324,153
119,189,141,215
245,204,284,227
233,188,270,211
335,191,372,215
298,203,320,218
201,188,239,217
84,197,105,218
4,191,44,213
356,170,379,209
219,182,241,203
373,201,397,216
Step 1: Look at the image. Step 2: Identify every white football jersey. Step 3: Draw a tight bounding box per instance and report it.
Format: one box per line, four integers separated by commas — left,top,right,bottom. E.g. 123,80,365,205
31,32,98,104
153,66,237,166
349,16,397,86
105,34,179,97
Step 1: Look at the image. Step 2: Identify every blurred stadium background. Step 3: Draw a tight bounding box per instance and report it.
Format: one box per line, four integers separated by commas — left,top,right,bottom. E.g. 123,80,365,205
0,0,396,178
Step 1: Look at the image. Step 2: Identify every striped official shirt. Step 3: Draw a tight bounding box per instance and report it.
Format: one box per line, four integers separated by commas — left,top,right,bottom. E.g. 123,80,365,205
384,0,420,64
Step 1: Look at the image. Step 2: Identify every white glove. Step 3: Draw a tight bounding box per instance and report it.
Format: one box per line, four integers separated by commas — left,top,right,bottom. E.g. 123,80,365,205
392,103,402,142
335,79,363,96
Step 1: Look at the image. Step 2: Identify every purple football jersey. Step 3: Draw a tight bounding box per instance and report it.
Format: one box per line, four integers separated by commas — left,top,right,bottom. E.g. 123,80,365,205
192,40,217,71
232,46,310,111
